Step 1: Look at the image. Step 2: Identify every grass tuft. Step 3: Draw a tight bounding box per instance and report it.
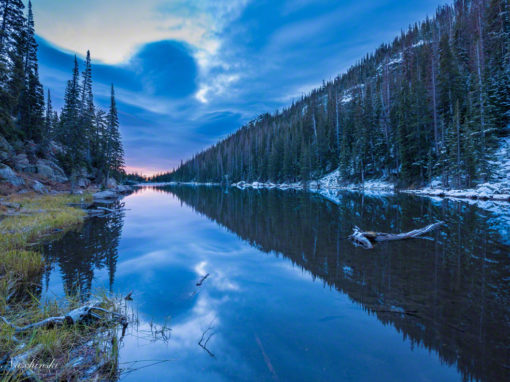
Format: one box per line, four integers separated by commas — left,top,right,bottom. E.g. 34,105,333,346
0,192,125,381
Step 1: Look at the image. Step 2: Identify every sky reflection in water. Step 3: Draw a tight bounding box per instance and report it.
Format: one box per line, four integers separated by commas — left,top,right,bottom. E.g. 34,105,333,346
42,187,510,381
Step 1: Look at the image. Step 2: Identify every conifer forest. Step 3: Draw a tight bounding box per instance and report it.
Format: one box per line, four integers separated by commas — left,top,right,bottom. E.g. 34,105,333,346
159,0,509,188
0,0,124,189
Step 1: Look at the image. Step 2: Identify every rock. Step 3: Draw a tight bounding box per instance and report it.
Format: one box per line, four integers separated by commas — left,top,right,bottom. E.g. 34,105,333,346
31,180,46,193
106,177,117,189
77,177,91,188
93,190,118,200
0,135,14,162
13,153,31,172
0,163,24,186
79,167,93,179
36,161,55,178
48,140,65,156
116,185,132,193
36,159,68,182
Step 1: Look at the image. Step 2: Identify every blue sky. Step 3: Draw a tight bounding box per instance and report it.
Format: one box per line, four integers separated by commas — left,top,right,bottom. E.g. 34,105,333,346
33,0,446,175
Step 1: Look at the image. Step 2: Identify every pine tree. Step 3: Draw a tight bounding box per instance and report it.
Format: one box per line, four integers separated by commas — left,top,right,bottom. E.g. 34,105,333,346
59,56,84,189
19,0,44,143
104,84,124,184
0,0,25,138
43,88,52,145
80,50,95,165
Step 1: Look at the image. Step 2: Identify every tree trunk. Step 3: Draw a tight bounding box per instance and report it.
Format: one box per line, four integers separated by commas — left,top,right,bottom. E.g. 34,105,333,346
349,222,444,249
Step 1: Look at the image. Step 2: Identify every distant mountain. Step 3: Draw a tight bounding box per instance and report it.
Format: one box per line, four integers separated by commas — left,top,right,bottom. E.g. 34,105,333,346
154,0,509,189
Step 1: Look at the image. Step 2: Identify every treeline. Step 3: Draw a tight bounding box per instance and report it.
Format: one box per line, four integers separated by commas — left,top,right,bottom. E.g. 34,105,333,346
158,0,509,187
0,0,124,187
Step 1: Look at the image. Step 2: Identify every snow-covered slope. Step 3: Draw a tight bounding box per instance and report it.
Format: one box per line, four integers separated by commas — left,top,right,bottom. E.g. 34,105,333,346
405,137,510,202
316,169,394,191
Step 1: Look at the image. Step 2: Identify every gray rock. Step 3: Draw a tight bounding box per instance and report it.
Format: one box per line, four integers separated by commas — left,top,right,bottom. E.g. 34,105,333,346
77,177,90,188
79,167,93,179
93,190,118,200
13,153,30,172
0,163,24,186
106,177,118,189
36,161,55,178
48,141,65,156
116,185,132,193
31,180,46,193
0,135,14,162
35,159,68,182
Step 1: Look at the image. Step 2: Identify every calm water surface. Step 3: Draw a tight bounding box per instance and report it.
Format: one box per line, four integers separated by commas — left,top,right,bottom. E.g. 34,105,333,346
41,186,510,382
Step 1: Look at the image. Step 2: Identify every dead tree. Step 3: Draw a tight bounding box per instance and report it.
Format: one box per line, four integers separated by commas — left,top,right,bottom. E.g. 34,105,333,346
349,221,444,249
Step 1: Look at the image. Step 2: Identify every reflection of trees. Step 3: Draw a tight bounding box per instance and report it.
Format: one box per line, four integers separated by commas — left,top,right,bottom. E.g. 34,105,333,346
42,201,124,299
167,186,510,382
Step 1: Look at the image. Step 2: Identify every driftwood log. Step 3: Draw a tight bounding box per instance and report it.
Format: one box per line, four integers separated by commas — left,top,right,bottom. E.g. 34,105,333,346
349,221,444,249
0,304,127,333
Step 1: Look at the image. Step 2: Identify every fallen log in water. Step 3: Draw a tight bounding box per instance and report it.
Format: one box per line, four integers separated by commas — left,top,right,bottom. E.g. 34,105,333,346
349,221,444,249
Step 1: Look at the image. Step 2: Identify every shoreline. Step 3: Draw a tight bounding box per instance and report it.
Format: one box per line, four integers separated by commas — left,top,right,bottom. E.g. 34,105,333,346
135,179,510,203
0,192,129,381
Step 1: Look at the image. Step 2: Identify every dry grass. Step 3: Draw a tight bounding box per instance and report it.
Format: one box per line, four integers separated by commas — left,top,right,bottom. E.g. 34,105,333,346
0,193,122,381
0,193,90,287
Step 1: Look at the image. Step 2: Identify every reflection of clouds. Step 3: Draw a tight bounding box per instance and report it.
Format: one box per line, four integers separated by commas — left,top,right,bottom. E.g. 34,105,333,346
194,260,240,292
194,260,208,275
116,250,173,276
119,281,253,381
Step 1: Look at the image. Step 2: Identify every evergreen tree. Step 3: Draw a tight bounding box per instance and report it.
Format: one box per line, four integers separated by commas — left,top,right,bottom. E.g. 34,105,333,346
80,50,95,164
43,88,52,144
19,0,44,143
0,0,25,138
104,84,123,184
59,56,84,189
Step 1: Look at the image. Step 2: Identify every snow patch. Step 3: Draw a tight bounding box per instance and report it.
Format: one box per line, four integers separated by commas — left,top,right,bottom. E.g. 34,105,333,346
404,137,510,203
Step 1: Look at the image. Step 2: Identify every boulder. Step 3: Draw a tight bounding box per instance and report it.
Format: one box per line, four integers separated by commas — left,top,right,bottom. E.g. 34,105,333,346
106,177,118,189
36,161,55,179
77,177,91,188
36,159,68,182
0,135,14,162
13,153,31,172
31,180,46,193
79,167,93,179
93,190,118,201
116,184,132,193
47,141,65,156
0,163,24,186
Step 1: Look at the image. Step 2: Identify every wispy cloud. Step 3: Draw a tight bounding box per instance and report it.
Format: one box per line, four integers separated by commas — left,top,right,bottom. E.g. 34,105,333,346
35,0,445,175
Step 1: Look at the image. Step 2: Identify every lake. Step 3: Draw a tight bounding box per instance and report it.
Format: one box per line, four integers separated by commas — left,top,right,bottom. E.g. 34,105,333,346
40,186,510,382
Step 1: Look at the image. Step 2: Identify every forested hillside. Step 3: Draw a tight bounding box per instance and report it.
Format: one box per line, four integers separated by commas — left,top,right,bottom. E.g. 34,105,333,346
0,0,124,192
158,0,509,188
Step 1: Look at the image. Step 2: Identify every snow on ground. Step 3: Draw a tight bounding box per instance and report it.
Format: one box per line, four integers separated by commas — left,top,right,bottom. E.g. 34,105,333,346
230,169,395,200
316,169,394,191
404,137,510,202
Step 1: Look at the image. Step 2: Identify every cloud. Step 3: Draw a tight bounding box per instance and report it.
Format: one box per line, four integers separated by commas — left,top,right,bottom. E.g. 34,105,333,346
130,40,198,98
34,0,446,175
31,0,214,64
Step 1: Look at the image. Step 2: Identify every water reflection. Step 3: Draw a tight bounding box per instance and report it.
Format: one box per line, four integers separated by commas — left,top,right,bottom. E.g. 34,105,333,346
40,186,510,382
41,200,124,299
163,186,510,382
